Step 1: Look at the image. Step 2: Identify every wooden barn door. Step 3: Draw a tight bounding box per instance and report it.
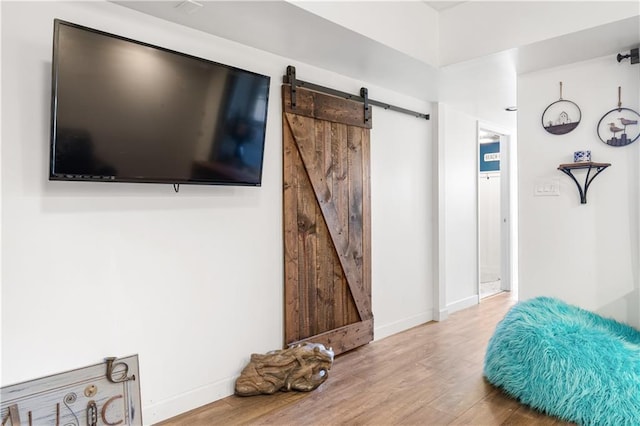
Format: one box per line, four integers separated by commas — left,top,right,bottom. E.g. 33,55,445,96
283,84,373,356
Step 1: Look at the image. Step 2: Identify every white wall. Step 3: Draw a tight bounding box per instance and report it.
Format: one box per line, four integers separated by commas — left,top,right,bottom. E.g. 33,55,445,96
0,1,434,423
518,55,640,327
371,108,433,338
439,49,518,133
438,106,518,314
0,2,3,382
440,105,479,312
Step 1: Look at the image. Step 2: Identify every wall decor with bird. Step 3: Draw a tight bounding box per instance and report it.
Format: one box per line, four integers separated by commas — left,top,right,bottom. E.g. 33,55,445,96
597,87,640,146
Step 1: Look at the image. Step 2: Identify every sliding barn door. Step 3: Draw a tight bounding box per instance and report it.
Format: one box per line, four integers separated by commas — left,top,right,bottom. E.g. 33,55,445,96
283,84,373,356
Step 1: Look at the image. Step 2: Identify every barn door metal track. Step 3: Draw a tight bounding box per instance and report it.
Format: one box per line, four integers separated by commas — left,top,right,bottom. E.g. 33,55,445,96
283,66,430,121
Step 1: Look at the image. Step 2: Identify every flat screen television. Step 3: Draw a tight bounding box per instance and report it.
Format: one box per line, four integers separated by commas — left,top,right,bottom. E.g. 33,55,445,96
50,19,270,186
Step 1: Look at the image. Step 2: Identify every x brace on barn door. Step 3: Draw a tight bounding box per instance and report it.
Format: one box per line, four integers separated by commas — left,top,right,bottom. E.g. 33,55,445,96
283,66,430,124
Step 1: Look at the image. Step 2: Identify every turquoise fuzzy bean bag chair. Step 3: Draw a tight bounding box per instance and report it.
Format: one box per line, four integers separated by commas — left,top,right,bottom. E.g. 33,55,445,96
484,297,640,425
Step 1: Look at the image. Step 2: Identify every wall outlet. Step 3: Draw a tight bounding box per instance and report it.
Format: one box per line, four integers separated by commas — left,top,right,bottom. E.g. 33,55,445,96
534,179,560,196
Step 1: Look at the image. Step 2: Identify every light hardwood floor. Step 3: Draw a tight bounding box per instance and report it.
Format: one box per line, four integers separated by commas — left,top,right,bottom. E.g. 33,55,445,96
158,293,573,425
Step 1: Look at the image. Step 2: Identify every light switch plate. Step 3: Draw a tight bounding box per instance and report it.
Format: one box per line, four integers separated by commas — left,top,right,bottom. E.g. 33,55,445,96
534,179,560,196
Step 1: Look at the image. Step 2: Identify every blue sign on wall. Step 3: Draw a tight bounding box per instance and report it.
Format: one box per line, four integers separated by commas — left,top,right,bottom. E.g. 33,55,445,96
480,142,500,172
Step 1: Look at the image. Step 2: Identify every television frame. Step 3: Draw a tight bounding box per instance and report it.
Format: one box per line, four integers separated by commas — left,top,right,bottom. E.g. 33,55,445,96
49,19,271,187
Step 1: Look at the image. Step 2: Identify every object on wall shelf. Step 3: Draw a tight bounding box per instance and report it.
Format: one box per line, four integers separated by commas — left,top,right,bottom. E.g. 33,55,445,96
542,82,581,135
616,47,639,64
597,86,640,146
557,162,611,204
573,150,591,163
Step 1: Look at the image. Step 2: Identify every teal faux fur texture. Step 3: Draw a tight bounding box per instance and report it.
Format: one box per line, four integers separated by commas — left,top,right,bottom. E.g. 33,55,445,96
484,297,640,426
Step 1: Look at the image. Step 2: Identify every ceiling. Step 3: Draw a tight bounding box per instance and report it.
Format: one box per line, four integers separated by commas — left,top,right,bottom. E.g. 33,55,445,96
112,1,638,130
423,1,466,12
114,1,440,99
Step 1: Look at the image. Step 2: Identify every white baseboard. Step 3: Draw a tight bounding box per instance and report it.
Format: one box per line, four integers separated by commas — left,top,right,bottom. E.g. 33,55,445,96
433,308,449,321
374,309,433,340
146,309,436,423
447,294,480,314
143,376,235,424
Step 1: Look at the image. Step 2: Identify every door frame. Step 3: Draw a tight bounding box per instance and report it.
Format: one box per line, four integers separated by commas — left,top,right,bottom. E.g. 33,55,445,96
476,121,517,300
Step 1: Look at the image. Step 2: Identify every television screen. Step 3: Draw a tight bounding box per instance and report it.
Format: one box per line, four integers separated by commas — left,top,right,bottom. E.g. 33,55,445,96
50,19,270,186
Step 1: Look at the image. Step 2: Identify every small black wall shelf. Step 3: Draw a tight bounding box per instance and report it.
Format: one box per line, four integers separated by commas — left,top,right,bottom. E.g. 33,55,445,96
558,162,611,204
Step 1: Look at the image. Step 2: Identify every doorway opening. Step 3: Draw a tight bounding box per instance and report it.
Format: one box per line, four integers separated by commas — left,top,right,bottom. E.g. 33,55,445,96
477,122,517,301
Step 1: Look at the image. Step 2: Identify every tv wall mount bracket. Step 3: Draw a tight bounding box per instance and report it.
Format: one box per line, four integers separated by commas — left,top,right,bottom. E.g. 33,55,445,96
283,66,429,123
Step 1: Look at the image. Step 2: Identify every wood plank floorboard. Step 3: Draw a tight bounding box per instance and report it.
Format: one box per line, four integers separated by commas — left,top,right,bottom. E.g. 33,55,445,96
157,293,574,425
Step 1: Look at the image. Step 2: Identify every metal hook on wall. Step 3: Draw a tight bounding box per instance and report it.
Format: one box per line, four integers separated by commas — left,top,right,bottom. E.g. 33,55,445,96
105,357,136,383
616,47,639,64
559,81,563,100
618,86,622,110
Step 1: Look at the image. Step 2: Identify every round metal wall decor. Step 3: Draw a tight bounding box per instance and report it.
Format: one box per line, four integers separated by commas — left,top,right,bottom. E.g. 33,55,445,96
597,87,640,147
542,82,581,135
